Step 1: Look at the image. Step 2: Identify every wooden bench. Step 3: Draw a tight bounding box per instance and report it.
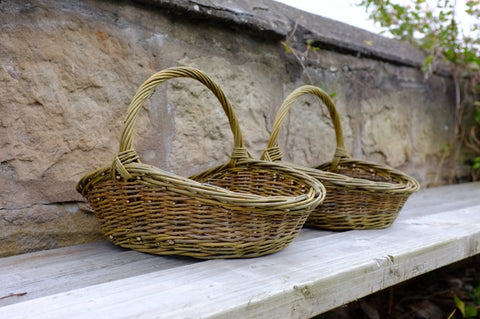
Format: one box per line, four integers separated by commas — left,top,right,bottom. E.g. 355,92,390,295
1,182,479,318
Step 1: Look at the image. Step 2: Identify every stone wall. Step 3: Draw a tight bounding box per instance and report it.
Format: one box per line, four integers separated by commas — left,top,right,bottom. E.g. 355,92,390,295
0,0,467,256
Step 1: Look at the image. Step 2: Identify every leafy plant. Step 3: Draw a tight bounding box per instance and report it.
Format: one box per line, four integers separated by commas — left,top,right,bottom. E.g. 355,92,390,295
359,0,480,183
281,24,337,96
449,284,480,319
474,157,480,171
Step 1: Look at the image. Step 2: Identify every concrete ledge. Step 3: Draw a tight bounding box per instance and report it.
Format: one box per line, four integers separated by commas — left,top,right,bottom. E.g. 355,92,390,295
134,0,426,67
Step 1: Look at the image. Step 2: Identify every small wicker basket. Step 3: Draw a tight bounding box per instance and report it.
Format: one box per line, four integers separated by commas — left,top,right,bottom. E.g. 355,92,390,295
77,68,325,259
261,85,420,230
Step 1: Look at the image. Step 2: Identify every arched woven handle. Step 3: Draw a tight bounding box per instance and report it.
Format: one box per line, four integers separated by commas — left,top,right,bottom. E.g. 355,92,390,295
261,85,350,169
115,67,249,178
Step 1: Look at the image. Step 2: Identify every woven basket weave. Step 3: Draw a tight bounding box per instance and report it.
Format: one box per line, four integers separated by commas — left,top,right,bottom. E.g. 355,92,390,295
261,85,420,230
77,67,325,259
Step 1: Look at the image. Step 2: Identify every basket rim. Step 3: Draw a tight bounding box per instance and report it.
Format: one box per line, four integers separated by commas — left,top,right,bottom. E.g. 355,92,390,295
310,158,419,193
76,154,326,212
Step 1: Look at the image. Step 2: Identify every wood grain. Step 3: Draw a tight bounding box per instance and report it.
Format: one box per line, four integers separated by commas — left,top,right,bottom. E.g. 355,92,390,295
1,182,479,318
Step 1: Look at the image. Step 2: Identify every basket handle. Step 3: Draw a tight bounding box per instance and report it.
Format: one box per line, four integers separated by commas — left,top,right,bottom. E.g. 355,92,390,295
261,85,350,169
116,67,249,177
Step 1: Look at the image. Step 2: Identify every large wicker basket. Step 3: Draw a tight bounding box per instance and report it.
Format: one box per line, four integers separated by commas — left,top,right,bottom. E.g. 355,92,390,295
77,68,325,259
261,85,420,230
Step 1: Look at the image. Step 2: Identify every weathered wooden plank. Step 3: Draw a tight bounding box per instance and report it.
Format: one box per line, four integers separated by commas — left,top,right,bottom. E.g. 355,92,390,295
2,211,480,318
400,182,480,218
0,242,196,306
1,182,479,318
0,230,325,307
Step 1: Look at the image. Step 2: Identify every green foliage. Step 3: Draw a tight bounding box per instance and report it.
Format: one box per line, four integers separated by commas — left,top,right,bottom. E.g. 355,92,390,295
473,157,480,171
358,0,480,182
453,291,479,318
358,0,480,72
454,294,466,316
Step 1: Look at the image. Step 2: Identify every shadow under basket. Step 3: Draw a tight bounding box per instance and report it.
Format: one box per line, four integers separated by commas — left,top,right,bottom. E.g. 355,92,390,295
261,85,420,231
77,67,325,259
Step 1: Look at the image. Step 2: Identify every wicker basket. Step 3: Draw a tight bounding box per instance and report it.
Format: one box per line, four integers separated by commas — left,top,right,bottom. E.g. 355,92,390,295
77,67,325,259
261,85,420,230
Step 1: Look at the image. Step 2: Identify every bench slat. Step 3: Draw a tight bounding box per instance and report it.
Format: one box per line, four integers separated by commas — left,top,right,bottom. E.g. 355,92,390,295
0,242,195,307
1,182,479,318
